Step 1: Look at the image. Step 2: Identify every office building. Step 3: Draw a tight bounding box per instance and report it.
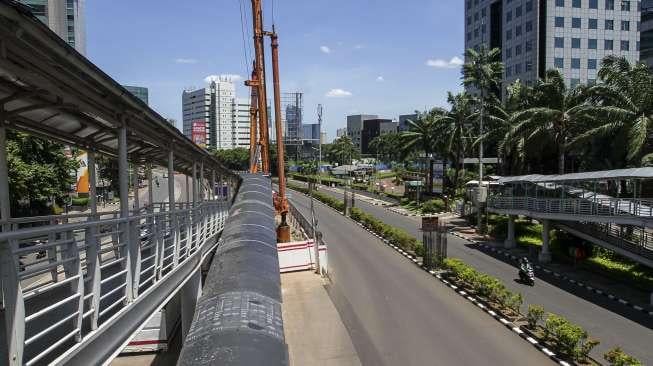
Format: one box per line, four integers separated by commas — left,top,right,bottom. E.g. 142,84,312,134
123,85,149,105
641,0,653,67
21,0,86,55
465,0,641,89
346,114,378,151
399,114,418,131
282,92,303,146
182,77,250,150
336,128,348,138
303,123,321,142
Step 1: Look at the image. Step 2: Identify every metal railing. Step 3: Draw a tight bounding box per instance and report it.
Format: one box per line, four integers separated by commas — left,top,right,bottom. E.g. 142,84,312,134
1,200,229,365
559,221,653,261
487,196,653,218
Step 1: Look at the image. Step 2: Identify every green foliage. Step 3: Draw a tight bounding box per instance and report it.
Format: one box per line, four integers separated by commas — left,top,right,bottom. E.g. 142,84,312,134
7,131,79,216
71,197,89,206
604,347,642,366
369,133,405,163
544,313,597,361
213,147,249,171
325,136,359,165
421,199,446,214
526,304,544,329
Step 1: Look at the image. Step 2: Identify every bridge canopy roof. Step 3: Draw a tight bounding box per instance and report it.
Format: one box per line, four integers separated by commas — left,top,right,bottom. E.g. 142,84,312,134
497,167,653,184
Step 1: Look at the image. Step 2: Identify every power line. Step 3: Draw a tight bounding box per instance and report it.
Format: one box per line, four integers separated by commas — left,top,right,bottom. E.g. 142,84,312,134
237,0,251,77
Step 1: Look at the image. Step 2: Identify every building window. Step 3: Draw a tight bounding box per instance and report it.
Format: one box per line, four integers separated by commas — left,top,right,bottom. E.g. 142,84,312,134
589,18,598,29
589,0,598,8
621,40,630,50
525,61,533,71
621,0,630,11
515,63,522,74
526,0,533,11
475,12,479,21
506,11,512,22
516,6,522,17
526,20,533,32
605,19,614,30
555,17,565,27
525,40,533,51
588,38,597,49
474,28,479,38
467,17,472,25
515,44,522,55
588,59,597,69
516,25,522,36
572,38,581,48
506,65,512,77
572,0,581,7
606,0,614,9
554,57,564,68
605,39,614,49
637,21,641,31
482,24,487,34
481,8,486,17
506,47,512,58
555,37,565,48
571,58,581,69
572,18,581,28
556,0,565,6
621,21,630,31
467,32,472,41
571,78,581,87
506,29,512,40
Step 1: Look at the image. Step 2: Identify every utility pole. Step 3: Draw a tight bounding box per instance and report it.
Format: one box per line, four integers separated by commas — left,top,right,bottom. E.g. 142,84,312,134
251,0,270,174
477,19,487,234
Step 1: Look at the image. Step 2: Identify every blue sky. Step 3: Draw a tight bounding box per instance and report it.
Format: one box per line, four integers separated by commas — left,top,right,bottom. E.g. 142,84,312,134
87,0,465,140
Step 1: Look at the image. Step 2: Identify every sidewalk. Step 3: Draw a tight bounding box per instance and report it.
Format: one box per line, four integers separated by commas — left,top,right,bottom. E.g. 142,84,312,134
448,216,653,312
281,271,361,366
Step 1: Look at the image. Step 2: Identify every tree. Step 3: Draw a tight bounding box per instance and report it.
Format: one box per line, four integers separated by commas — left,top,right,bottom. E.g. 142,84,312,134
369,133,403,163
433,92,477,194
576,56,653,165
402,110,443,192
510,69,594,174
213,147,249,171
327,136,358,165
7,131,79,216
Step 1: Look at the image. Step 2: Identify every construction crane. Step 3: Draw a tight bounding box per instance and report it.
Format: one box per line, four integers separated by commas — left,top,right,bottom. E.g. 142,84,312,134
246,0,290,242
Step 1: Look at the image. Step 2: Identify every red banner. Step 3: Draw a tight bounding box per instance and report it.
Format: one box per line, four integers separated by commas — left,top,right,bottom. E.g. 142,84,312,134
191,121,206,147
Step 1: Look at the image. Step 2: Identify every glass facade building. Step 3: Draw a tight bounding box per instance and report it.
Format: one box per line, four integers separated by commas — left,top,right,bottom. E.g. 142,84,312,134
20,0,86,55
123,85,149,105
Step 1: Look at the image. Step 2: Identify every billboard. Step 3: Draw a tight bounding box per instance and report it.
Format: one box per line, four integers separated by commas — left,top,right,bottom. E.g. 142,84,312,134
191,121,206,148
431,160,445,194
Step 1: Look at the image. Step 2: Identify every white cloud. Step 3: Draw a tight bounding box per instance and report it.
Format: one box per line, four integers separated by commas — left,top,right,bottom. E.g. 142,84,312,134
320,45,331,54
426,56,464,69
204,74,243,83
175,58,198,64
325,88,352,98
376,76,385,82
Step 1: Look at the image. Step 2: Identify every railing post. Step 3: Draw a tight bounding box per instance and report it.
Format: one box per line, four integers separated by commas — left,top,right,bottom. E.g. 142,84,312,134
118,124,135,302
1,239,25,366
0,123,11,312
62,232,85,342
168,150,179,267
85,150,101,330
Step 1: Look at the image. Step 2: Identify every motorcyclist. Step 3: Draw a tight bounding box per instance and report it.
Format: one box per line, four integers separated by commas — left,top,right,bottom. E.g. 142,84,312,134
519,257,532,274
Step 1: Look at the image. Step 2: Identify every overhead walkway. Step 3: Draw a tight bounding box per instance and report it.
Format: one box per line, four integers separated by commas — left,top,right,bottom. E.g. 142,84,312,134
487,168,653,265
0,2,285,365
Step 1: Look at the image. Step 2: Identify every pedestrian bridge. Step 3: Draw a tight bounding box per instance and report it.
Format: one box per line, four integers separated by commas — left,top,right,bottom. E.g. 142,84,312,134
0,2,285,365
486,168,653,266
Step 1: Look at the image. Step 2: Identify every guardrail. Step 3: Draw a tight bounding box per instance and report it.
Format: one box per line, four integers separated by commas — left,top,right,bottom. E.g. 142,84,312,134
561,221,653,260
1,199,230,365
487,196,653,218
178,174,287,366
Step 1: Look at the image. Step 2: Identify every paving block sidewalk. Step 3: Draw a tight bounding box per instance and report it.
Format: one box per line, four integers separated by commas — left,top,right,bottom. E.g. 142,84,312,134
281,271,361,366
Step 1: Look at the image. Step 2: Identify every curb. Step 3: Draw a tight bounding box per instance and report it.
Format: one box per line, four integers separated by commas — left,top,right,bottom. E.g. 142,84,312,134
290,188,575,365
449,231,653,318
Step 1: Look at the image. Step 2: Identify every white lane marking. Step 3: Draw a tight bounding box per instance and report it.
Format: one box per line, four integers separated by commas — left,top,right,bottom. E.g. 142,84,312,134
526,337,538,344
499,318,509,325
512,327,523,334
542,348,555,356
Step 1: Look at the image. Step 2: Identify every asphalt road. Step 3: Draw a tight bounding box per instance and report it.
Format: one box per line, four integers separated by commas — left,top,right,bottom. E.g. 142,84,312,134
288,190,553,366
294,182,653,363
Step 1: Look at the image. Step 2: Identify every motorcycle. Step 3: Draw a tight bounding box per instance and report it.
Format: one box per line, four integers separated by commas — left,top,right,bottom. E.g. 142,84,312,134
519,264,535,286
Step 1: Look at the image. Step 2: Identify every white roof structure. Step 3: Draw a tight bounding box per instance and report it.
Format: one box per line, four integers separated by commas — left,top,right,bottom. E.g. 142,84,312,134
497,168,653,184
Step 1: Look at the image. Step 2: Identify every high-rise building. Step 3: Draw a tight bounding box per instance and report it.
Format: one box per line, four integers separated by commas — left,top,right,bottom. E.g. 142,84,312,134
465,0,641,90
346,114,378,151
336,128,348,138
20,0,86,55
182,77,250,150
123,85,149,105
641,0,653,67
398,114,418,132
282,92,303,146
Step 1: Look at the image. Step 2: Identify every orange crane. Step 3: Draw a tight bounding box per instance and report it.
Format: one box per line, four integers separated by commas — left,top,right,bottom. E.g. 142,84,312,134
247,0,290,242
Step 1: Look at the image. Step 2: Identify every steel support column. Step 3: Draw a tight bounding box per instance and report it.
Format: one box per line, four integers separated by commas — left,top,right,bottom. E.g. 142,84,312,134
86,151,101,330
504,215,516,249
118,125,138,301
200,161,204,202
147,165,154,214
132,164,140,213
192,162,198,207
168,150,178,266
0,123,10,226
539,219,552,263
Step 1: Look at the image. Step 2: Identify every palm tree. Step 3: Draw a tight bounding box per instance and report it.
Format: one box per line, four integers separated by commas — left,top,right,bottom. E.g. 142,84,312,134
462,46,505,96
510,69,594,174
433,92,477,194
576,56,653,165
402,110,443,192
329,136,358,165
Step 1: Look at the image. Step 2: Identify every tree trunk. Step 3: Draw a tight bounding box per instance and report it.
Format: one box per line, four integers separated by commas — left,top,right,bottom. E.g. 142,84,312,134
558,151,565,175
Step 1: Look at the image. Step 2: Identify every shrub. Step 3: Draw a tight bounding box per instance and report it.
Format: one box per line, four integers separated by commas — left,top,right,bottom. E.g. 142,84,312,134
545,313,590,360
604,347,642,366
505,292,523,314
526,305,544,329
71,197,89,206
421,199,445,214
